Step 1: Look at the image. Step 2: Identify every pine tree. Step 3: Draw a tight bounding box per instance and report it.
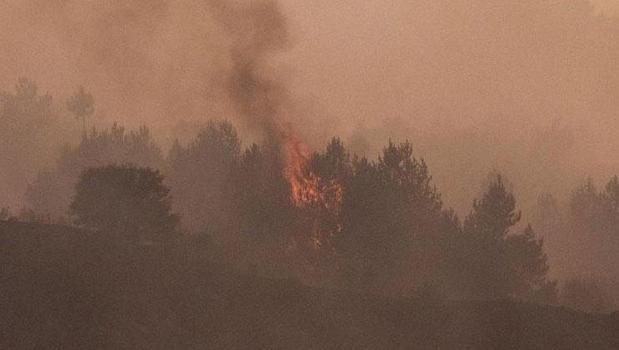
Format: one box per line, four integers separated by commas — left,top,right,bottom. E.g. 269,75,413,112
463,174,554,301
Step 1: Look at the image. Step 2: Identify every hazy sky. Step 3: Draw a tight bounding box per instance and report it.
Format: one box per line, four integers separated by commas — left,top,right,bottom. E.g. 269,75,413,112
282,0,619,213
1,0,619,214
592,0,619,14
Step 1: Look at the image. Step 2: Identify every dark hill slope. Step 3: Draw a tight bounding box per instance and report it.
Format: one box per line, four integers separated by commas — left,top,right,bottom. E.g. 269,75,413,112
1,221,618,349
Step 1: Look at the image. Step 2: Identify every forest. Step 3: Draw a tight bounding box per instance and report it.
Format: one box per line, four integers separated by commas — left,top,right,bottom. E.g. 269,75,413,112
2,0,619,347
0,79,617,314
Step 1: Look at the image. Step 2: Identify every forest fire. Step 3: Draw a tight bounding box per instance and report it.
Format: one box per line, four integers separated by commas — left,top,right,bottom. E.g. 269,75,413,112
4,1,619,347
281,131,342,210
280,129,344,257
281,133,320,206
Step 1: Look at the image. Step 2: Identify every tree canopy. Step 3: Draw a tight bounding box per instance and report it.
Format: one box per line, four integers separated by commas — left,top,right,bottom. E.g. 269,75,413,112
70,164,178,243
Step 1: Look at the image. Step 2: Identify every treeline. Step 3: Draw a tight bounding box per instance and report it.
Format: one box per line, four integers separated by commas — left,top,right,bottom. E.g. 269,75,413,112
533,177,619,312
16,119,555,304
0,79,73,209
0,79,614,310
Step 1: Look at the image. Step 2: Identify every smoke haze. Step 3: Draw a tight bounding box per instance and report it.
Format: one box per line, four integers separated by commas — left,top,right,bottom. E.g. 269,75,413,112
2,0,619,215
3,2,619,342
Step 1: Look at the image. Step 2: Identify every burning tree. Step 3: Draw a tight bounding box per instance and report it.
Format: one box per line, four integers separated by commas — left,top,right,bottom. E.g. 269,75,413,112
280,135,348,284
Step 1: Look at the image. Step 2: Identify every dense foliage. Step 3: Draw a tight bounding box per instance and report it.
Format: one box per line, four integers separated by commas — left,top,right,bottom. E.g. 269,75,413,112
70,165,178,243
27,124,164,220
162,121,554,301
20,119,558,302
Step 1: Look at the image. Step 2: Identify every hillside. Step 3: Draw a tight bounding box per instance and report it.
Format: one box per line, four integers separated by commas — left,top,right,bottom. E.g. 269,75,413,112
1,221,618,349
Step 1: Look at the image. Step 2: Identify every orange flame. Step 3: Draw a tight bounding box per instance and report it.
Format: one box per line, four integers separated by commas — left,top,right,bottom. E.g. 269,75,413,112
281,132,319,206
279,128,344,283
280,130,342,209
281,128,343,235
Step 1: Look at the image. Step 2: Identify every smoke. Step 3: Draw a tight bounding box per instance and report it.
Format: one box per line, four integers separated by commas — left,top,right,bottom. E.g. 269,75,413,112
205,0,293,143
0,0,301,207
591,0,619,15
3,0,619,307
2,0,619,217
0,0,301,140
277,0,619,216
0,1,231,134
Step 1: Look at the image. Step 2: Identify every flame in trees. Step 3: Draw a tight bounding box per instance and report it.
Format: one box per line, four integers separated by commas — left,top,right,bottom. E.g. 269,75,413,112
281,130,342,210
280,128,343,257
282,132,320,206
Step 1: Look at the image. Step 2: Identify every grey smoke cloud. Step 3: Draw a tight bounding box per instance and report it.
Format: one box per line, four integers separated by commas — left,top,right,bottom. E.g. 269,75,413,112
206,0,292,141
0,0,296,206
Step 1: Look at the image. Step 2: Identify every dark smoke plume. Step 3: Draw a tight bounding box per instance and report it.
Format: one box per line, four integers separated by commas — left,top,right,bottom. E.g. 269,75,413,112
207,0,296,146
0,0,298,205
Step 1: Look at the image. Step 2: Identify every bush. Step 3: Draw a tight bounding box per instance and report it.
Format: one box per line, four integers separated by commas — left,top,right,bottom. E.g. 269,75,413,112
70,164,179,243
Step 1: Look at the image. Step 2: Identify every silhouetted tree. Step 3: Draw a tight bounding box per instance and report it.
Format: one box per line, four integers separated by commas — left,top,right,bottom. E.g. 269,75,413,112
310,137,353,184
285,138,353,283
168,122,311,278
230,142,297,277
462,174,554,301
563,177,619,280
335,140,447,295
569,178,606,234
464,175,521,240
27,123,164,220
70,164,178,242
167,120,241,234
535,177,619,305
0,78,57,208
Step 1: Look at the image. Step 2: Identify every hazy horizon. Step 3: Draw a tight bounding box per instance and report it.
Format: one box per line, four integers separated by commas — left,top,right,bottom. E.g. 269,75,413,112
2,3,619,345
1,0,619,216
